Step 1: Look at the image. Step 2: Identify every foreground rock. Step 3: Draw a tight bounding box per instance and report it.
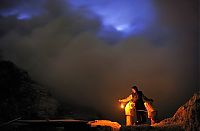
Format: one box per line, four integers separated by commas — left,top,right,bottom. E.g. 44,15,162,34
88,120,121,131
154,91,200,131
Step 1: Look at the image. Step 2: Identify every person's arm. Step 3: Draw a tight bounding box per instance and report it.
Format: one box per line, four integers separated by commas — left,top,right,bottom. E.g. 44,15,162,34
119,95,132,103
142,93,153,103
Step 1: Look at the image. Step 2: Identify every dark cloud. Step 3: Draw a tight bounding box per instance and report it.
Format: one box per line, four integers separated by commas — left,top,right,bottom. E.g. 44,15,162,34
0,0,20,9
0,0,198,122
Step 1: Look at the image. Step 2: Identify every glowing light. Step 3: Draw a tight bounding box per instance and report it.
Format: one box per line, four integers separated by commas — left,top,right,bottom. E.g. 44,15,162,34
0,9,35,20
115,24,129,31
0,0,46,20
0,0,156,37
17,14,31,20
69,0,156,35
120,103,124,109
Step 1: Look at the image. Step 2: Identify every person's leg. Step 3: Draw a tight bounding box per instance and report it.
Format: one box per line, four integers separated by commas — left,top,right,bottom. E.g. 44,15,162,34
141,112,147,124
125,103,133,126
150,111,157,125
136,111,141,124
144,102,157,125
125,115,132,126
136,111,146,124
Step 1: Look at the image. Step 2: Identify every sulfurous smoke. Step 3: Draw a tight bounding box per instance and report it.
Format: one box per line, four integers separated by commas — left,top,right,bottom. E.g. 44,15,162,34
0,0,198,122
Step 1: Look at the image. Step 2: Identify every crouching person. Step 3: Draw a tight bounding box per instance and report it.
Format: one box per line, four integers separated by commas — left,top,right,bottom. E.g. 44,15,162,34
119,95,136,126
144,101,157,125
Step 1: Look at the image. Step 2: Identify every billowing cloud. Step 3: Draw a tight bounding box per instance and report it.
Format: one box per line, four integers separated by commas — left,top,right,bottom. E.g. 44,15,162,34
0,0,198,122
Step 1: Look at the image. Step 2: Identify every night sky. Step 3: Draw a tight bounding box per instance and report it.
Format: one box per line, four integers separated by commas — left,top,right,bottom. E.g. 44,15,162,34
0,0,199,122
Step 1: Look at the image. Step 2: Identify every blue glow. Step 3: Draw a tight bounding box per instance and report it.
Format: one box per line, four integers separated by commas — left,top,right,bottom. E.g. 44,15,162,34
1,9,39,20
1,9,18,17
69,0,156,35
0,0,46,20
0,0,156,37
17,13,31,20
115,24,130,31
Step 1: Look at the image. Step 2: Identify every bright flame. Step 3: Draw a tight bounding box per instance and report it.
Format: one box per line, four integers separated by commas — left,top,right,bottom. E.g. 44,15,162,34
120,103,124,109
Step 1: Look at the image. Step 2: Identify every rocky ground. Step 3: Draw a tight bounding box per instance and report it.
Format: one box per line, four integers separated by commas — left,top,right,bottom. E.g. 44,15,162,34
153,91,200,131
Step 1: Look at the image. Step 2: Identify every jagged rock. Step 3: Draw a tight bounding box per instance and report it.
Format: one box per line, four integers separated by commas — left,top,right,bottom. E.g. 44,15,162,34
0,60,59,122
154,91,200,131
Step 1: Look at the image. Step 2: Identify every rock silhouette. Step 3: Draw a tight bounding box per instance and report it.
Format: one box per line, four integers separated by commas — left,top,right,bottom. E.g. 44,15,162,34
154,91,200,131
0,60,59,122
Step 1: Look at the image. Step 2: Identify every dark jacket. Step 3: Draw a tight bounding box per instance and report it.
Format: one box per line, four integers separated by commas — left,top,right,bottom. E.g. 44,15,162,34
132,91,146,110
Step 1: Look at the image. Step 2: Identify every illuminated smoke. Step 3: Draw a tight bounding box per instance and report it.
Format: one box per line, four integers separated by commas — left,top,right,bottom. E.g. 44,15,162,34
0,0,198,122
